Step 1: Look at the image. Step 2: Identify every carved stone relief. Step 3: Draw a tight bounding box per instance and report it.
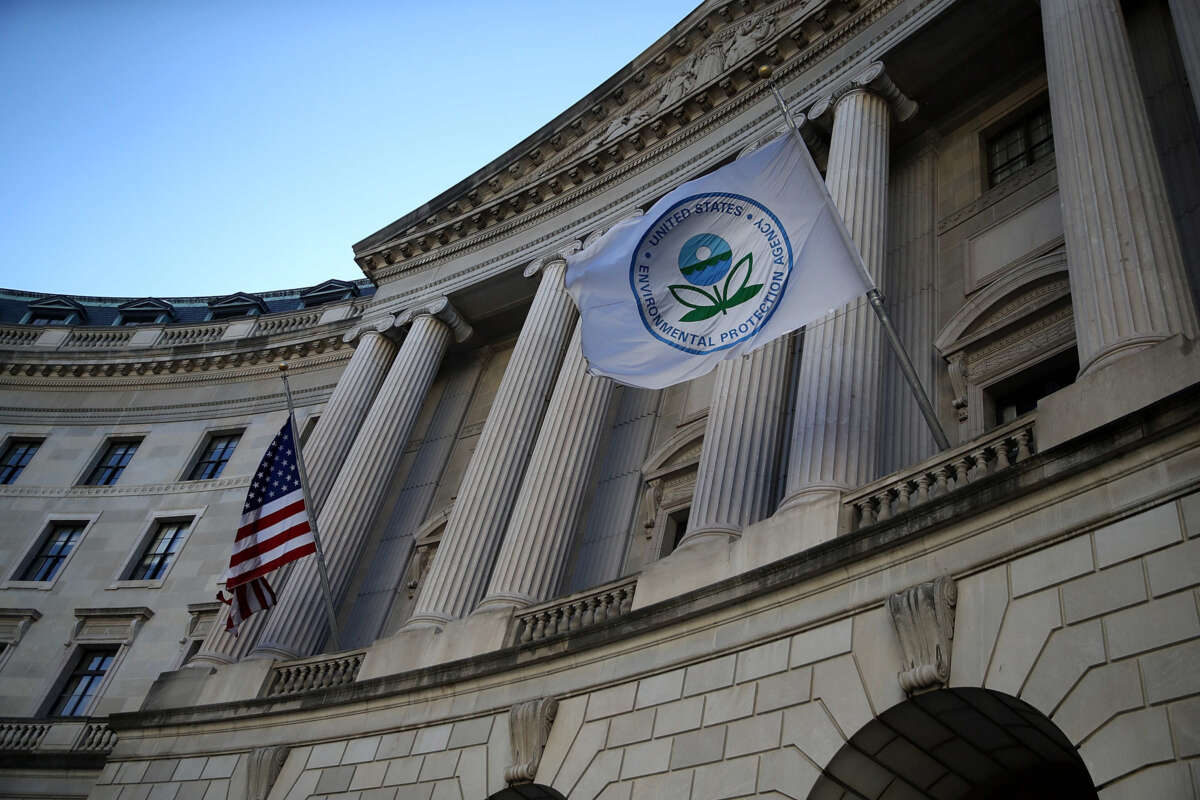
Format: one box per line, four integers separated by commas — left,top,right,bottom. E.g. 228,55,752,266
887,575,957,694
505,696,558,784
246,745,290,800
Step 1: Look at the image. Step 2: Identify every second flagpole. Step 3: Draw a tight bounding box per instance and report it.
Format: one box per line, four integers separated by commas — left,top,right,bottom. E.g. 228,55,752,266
278,362,344,652
758,66,951,452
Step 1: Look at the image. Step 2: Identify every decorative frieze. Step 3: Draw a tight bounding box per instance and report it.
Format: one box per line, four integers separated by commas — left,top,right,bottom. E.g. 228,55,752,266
887,575,957,693
505,696,558,784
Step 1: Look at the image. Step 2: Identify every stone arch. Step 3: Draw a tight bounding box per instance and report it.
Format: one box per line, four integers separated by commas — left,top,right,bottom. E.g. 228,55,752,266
807,687,1097,799
485,785,567,800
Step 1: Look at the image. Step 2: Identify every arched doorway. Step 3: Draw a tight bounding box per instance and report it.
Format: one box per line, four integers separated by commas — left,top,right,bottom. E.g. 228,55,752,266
485,784,568,800
809,688,1097,799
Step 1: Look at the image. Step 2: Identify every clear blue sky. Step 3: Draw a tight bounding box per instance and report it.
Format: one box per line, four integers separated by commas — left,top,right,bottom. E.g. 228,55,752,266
0,0,698,298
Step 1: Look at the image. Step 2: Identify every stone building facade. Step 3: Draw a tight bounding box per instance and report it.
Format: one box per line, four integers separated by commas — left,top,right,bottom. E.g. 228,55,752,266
2,0,1200,797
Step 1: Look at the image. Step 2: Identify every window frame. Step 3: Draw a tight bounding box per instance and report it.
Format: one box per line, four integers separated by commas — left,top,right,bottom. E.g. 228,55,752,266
0,436,43,485
45,645,120,718
982,99,1054,189
80,437,143,486
4,513,101,590
183,429,243,481
110,508,205,589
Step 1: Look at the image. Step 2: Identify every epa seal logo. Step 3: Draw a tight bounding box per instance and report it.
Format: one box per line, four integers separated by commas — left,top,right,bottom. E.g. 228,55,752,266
629,192,793,354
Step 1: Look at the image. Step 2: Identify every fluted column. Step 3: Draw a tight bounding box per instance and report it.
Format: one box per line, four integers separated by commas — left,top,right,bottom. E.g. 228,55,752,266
1167,0,1200,119
251,299,471,659
784,63,910,503
477,322,616,610
682,327,791,546
191,320,398,666
406,255,578,628
1042,0,1199,375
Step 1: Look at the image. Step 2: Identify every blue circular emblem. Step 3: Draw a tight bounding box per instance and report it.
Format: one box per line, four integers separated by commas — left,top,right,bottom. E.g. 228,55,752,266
629,192,793,355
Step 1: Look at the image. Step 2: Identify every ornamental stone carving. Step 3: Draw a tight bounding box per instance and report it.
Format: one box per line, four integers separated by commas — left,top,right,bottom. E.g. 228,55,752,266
887,576,957,694
245,745,290,800
505,696,558,784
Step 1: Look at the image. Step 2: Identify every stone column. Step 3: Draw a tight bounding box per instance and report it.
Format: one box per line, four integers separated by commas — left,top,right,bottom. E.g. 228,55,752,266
251,299,471,659
783,63,914,504
476,322,616,610
1042,0,1199,375
682,329,792,547
191,319,399,666
406,254,578,628
1167,0,1200,118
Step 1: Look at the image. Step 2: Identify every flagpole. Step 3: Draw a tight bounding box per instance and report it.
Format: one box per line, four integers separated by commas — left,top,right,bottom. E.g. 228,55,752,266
758,66,951,452
277,363,344,652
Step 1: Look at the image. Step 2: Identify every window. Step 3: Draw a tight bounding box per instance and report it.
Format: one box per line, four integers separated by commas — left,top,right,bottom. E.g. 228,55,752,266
299,415,320,445
127,519,191,581
49,646,117,717
0,438,41,484
989,348,1079,427
987,104,1054,186
187,433,241,480
663,508,691,556
19,522,86,581
84,439,140,486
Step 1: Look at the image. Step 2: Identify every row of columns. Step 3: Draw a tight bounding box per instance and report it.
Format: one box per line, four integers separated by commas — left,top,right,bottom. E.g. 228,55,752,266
209,0,1198,659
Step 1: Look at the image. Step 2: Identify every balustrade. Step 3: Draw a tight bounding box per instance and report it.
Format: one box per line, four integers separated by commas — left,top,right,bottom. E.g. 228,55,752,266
511,577,637,645
261,649,366,697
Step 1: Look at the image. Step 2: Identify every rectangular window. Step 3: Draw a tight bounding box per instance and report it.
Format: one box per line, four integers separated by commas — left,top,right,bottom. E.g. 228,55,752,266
19,522,86,581
50,647,117,717
84,439,140,486
128,519,191,581
187,433,241,480
987,105,1054,186
0,439,41,484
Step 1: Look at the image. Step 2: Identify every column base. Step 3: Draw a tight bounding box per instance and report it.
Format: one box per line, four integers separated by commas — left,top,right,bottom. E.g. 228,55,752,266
777,483,849,514
1078,334,1171,378
473,593,536,614
676,525,741,549
360,606,515,680
400,611,452,633
245,643,297,662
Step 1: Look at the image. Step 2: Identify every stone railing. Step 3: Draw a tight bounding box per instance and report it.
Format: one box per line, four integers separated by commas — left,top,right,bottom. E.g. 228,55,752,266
0,720,51,750
159,322,228,346
261,649,366,698
0,718,117,754
0,326,41,347
62,328,135,349
844,416,1037,532
511,576,638,645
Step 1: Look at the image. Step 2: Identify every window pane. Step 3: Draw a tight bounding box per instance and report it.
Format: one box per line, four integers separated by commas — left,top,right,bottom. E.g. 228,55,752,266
0,439,41,485
188,433,241,480
987,104,1055,187
85,440,140,485
51,646,117,717
129,520,190,580
20,523,85,581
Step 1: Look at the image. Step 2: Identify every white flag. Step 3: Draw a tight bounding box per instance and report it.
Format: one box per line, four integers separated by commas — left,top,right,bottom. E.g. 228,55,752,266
565,133,870,389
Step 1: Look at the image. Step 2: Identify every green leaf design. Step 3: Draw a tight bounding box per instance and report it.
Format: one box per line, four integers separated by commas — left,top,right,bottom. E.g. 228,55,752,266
722,253,753,302
669,284,718,309
726,283,764,307
680,305,724,322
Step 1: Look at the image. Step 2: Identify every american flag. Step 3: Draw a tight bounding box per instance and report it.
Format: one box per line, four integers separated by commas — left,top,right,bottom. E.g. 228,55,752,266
218,415,316,634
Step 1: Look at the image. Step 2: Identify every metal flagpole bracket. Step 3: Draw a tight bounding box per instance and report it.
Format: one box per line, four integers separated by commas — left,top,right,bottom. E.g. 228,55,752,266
756,66,952,453
277,362,345,652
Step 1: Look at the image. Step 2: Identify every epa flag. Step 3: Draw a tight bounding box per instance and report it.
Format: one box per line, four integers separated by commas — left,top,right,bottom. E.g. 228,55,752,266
566,133,870,389
217,415,316,634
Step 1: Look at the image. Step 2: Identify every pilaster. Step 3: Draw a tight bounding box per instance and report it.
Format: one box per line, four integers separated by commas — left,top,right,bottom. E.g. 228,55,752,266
251,299,469,659
1042,0,1199,375
406,254,578,628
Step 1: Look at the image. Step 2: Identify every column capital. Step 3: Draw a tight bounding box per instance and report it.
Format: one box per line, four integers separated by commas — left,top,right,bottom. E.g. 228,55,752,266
809,61,918,125
342,314,400,346
400,297,474,343
524,242,582,278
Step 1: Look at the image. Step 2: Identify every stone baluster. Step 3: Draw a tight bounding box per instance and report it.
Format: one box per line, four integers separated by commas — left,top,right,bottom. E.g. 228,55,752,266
1042,0,1198,376
406,254,578,629
681,334,791,547
783,62,915,508
476,321,617,611
191,319,399,666
251,300,471,659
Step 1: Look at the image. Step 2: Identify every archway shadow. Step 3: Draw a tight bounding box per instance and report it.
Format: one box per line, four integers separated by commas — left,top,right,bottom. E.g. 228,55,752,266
809,687,1097,799
486,784,567,800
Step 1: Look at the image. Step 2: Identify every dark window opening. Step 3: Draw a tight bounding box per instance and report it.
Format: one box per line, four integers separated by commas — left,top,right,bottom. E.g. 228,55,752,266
84,439,140,486
987,104,1054,186
128,519,191,581
664,507,690,555
990,348,1079,427
0,439,41,484
187,433,241,480
50,647,117,717
19,522,86,581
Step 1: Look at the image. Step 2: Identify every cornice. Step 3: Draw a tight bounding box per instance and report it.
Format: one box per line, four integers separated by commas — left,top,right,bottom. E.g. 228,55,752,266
362,0,938,305
356,0,879,280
